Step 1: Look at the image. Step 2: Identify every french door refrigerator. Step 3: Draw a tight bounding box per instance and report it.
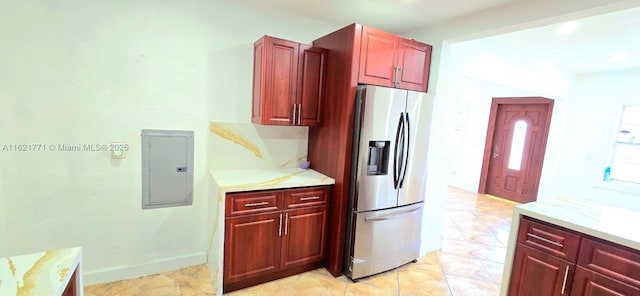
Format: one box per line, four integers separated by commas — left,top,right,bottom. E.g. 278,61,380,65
344,84,425,281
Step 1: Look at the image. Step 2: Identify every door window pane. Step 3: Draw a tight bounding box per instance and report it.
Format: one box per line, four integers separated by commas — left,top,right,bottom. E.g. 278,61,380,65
508,120,527,171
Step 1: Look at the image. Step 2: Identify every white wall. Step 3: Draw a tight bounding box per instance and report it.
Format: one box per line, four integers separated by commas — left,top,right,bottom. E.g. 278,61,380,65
553,69,640,209
0,0,338,285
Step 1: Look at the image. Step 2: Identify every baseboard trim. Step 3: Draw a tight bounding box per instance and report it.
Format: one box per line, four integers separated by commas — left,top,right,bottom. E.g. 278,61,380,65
83,252,207,286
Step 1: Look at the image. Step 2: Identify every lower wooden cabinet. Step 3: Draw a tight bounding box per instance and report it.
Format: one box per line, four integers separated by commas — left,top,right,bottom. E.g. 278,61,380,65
223,186,330,293
280,206,328,269
571,266,640,296
509,244,575,296
508,217,640,296
61,269,78,296
224,212,282,283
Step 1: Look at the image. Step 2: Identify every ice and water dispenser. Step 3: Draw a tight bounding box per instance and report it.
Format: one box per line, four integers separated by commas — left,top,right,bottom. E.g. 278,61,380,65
367,140,390,175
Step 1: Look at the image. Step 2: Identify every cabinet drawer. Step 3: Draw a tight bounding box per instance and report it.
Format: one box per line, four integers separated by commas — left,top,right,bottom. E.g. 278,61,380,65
225,191,283,216
577,237,640,288
284,186,329,209
571,266,640,296
518,217,582,262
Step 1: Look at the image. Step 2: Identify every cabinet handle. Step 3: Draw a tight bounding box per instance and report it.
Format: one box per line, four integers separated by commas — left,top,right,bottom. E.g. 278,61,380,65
297,103,301,125
244,201,269,207
396,66,402,87
392,65,398,87
284,213,289,235
526,233,564,248
300,196,320,201
293,104,297,125
561,265,569,294
278,213,283,236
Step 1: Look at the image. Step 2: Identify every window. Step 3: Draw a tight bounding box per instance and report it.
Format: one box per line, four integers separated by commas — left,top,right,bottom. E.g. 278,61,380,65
508,120,527,171
609,105,640,184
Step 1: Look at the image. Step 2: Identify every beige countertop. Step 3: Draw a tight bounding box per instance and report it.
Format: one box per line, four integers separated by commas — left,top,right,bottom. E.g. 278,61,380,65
0,247,82,296
210,168,335,193
500,197,640,295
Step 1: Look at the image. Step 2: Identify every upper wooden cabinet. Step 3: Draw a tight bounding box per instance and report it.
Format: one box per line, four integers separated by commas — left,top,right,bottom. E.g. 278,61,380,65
252,35,327,126
358,26,432,92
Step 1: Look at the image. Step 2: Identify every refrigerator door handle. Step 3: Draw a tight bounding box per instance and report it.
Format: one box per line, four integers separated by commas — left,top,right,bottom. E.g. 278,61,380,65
364,207,421,221
393,112,404,189
399,112,410,188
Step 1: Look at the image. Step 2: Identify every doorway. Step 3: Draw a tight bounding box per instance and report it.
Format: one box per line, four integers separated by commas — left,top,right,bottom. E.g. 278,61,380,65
478,97,554,203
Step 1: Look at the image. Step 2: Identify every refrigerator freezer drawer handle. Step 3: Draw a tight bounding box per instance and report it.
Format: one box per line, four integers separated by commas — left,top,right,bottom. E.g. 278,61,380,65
364,207,421,222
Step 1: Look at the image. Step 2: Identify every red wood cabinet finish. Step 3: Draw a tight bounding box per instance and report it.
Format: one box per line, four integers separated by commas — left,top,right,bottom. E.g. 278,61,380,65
224,212,282,283
298,44,326,126
397,38,432,92
61,269,77,296
571,266,640,296
225,190,284,217
577,237,640,289
509,243,575,296
252,36,326,126
508,217,640,296
517,217,582,262
309,23,433,277
358,26,431,92
223,186,331,292
280,206,329,269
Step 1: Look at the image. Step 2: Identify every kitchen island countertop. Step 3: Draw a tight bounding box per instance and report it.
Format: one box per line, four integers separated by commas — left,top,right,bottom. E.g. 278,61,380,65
501,197,640,295
0,247,82,296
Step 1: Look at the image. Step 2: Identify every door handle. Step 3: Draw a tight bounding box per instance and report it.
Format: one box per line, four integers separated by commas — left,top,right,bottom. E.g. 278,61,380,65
284,213,289,235
297,103,302,125
561,265,569,294
399,112,410,188
393,113,404,189
292,104,297,125
492,144,499,159
278,213,283,236
244,201,269,207
365,207,421,221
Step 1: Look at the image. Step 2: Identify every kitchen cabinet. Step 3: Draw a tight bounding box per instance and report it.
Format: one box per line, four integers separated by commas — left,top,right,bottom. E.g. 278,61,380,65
223,186,330,292
61,269,78,296
358,26,432,92
507,217,640,296
252,35,327,126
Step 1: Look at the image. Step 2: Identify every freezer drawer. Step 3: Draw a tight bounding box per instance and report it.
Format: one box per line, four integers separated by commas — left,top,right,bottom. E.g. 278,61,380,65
347,202,423,280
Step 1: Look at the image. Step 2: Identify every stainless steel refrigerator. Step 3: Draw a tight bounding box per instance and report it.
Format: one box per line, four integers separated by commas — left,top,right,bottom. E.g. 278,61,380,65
344,84,425,280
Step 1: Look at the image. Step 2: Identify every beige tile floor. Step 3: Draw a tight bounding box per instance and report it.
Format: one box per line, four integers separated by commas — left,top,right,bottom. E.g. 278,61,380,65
85,187,516,296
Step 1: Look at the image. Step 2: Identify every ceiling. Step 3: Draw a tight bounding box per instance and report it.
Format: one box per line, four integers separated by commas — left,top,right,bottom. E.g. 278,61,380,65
249,0,640,74
242,0,515,33
460,6,640,74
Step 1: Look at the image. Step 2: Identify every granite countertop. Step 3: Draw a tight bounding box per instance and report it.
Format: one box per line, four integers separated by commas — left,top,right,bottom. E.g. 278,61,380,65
514,196,640,250
0,247,82,296
210,168,335,193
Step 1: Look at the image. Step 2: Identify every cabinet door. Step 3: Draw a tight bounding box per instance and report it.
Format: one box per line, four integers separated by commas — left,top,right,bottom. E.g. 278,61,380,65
509,243,576,296
358,26,398,87
253,36,299,125
280,206,329,269
571,266,640,296
396,38,432,92
297,45,327,126
224,212,282,283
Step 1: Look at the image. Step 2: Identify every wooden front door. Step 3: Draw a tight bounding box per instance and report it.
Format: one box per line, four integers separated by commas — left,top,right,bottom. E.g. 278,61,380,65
480,97,554,203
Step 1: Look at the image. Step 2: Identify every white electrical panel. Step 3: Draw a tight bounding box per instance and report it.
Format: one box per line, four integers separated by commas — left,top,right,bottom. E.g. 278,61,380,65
141,129,194,209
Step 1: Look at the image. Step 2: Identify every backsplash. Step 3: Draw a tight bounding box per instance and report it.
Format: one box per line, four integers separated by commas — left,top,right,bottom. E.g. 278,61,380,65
208,121,308,170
